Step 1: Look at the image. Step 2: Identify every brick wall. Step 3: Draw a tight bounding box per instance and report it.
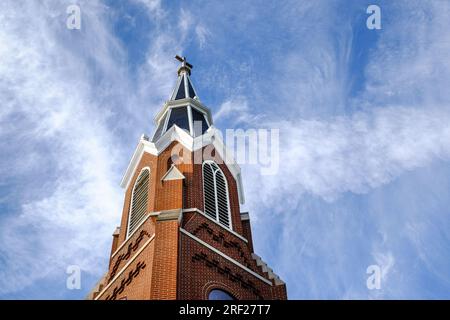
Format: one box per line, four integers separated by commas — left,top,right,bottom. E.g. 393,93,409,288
117,152,158,246
241,219,254,253
96,216,155,300
150,218,179,299
184,146,244,236
97,141,287,300
178,232,279,300
181,212,260,275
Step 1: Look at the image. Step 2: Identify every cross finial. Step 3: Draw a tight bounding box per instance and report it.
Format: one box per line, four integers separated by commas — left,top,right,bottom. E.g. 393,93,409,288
175,55,193,75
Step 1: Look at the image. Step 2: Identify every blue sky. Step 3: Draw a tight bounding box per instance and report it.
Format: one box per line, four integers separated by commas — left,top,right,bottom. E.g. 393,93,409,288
1,0,450,299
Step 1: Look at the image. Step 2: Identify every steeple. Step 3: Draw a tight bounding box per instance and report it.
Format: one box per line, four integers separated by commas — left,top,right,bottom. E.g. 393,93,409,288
151,55,212,142
171,55,198,101
88,56,287,301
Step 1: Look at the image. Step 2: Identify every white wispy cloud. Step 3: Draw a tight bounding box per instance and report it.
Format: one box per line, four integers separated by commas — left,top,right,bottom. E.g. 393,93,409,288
215,96,262,125
2,0,450,299
221,1,450,205
0,0,126,294
233,0,450,298
244,106,450,204
195,24,211,49
0,0,210,297
132,0,164,17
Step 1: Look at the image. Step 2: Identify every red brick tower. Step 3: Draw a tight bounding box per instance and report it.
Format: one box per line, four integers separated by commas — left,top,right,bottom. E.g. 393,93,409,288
88,56,287,300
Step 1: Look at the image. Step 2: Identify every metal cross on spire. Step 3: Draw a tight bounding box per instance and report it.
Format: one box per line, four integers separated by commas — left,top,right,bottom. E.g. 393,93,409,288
175,55,193,75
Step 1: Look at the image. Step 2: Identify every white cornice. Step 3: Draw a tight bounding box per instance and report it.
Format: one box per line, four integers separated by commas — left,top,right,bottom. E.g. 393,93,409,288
120,137,158,191
120,126,245,205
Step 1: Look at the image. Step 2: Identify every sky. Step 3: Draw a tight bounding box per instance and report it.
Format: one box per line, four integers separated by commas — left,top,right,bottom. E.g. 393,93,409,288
1,0,450,299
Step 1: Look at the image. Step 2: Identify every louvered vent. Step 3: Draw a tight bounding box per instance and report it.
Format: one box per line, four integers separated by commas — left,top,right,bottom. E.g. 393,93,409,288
203,163,216,220
202,161,231,229
128,169,149,237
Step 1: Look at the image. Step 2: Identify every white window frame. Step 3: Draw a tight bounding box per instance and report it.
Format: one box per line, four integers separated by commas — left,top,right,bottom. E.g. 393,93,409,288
202,160,233,230
127,167,151,239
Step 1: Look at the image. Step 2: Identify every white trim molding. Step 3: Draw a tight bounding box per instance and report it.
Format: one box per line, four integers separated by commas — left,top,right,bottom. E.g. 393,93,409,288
202,160,233,230
126,167,150,239
120,139,157,191
180,228,272,286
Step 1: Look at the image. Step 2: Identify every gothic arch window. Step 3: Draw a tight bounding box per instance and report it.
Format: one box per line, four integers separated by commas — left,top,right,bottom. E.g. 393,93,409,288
127,168,150,237
202,161,232,229
208,289,235,300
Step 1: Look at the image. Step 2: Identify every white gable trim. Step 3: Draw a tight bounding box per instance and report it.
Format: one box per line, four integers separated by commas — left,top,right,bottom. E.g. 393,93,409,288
120,137,157,191
161,165,185,181
120,127,245,205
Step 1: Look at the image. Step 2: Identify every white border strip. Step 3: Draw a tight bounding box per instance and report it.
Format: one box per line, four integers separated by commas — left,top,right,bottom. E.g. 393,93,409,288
95,234,155,300
180,228,272,286
111,213,151,259
183,208,248,243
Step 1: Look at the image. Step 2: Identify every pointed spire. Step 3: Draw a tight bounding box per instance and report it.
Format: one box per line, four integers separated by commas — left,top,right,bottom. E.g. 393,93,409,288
151,56,212,142
170,55,198,101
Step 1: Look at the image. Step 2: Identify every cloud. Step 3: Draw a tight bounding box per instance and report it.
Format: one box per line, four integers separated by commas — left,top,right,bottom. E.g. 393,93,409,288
222,1,450,205
231,0,450,298
0,0,127,295
362,1,450,107
195,25,211,49
215,96,263,125
132,0,164,18
1,0,450,300
0,0,209,298
258,106,450,202
375,251,395,282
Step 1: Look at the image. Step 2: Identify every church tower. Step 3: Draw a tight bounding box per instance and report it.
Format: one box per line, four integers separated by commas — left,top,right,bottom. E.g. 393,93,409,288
88,56,287,300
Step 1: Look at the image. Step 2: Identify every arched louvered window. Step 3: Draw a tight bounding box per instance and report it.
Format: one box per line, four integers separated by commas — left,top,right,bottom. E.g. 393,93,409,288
202,161,232,229
127,168,150,237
